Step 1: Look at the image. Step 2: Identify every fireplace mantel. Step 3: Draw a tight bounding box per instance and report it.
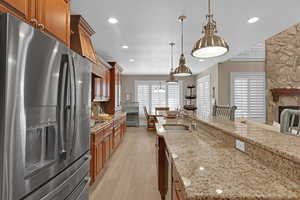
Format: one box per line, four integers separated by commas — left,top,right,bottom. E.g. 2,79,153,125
271,88,300,102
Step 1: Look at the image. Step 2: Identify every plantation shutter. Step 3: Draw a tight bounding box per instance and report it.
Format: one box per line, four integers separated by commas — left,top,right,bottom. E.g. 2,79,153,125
197,75,211,117
135,81,181,116
136,84,150,116
151,83,167,113
167,84,180,110
232,72,266,122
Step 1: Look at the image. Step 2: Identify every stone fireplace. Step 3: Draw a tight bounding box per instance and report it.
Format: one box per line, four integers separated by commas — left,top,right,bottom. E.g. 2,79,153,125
266,23,300,124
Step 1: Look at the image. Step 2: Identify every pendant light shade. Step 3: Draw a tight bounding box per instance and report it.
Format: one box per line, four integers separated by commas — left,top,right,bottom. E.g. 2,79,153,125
166,42,178,83
174,54,192,77
174,15,192,77
191,0,229,59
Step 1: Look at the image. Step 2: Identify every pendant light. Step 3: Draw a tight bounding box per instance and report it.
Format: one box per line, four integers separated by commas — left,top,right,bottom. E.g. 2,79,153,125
155,81,165,93
191,0,229,59
174,16,192,77
166,42,178,83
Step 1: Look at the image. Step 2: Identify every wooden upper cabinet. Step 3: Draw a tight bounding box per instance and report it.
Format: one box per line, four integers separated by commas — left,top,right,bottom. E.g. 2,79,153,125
0,0,29,20
36,0,70,45
106,69,111,99
0,0,70,46
70,15,97,64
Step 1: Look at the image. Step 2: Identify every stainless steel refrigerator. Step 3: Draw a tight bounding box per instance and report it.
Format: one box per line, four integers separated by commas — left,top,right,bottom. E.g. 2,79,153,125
0,13,91,200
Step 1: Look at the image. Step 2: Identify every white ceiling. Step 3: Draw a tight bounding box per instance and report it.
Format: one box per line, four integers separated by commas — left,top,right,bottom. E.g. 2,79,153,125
71,0,300,75
230,42,265,61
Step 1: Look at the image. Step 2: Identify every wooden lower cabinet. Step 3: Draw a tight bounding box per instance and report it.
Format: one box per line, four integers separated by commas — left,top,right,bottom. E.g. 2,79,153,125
172,164,186,200
113,126,121,150
103,133,110,164
90,117,127,184
90,130,104,183
158,136,186,200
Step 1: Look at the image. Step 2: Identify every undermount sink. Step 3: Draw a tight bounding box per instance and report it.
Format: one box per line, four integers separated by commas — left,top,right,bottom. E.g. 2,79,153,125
162,124,190,132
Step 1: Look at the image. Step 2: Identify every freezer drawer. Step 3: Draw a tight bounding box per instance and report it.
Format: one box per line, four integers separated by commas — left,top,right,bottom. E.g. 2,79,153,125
24,152,90,200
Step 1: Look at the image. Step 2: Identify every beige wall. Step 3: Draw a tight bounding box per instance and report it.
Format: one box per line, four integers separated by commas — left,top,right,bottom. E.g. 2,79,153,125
194,61,265,105
121,75,196,104
218,61,265,105
196,64,219,102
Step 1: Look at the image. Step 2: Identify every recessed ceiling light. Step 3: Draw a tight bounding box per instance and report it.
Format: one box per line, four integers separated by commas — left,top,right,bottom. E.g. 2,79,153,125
248,17,259,24
108,17,118,24
122,45,129,49
199,166,205,171
129,59,135,62
199,59,205,62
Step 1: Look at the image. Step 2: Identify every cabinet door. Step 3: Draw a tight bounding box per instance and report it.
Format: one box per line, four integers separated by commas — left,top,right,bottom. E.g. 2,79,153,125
103,135,110,164
106,69,111,99
0,0,29,20
102,69,107,100
93,76,101,101
37,0,70,45
94,140,103,176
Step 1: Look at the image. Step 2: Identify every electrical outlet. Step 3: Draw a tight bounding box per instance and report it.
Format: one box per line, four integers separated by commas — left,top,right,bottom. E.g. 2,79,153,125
235,139,245,152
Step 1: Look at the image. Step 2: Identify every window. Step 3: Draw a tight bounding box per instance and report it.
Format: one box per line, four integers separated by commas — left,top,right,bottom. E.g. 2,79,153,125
136,83,150,116
167,84,180,110
197,75,211,117
135,81,182,116
231,72,266,122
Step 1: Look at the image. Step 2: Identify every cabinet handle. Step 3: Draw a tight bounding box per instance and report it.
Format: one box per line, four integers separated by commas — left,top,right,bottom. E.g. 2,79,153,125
30,18,38,27
37,24,45,31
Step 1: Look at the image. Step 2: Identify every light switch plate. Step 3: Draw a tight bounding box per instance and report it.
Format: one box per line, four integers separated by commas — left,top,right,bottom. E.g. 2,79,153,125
235,139,245,152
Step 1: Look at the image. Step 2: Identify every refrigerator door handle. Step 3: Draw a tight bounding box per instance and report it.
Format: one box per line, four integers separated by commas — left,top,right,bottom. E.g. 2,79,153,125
71,55,77,122
58,54,70,160
69,55,77,157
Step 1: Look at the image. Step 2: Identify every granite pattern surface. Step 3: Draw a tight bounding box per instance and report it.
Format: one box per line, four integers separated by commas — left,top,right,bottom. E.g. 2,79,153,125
156,117,300,200
189,115,300,165
90,112,126,134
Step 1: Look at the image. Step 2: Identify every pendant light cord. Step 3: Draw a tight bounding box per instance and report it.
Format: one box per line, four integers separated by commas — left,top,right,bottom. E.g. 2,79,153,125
171,43,174,70
181,18,184,55
208,0,211,15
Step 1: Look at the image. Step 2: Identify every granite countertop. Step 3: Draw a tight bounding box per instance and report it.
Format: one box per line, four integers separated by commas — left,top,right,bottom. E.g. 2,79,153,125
90,112,126,134
156,117,300,200
189,115,300,165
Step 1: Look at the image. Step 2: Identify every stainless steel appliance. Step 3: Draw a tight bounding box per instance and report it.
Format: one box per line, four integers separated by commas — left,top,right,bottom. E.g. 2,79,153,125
0,13,91,200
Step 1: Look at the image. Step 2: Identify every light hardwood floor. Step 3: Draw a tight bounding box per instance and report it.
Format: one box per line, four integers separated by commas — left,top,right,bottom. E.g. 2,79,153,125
89,127,161,200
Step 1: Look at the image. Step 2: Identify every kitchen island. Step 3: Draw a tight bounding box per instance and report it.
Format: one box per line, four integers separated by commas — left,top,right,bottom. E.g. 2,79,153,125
156,116,300,200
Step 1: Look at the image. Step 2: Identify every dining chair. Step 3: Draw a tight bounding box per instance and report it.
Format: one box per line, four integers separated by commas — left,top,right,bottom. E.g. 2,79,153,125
143,106,157,131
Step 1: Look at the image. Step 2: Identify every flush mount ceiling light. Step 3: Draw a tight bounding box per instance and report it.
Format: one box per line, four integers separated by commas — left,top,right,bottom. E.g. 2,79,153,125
108,17,118,24
191,0,229,59
166,42,178,84
121,45,129,49
248,17,259,24
174,16,192,77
